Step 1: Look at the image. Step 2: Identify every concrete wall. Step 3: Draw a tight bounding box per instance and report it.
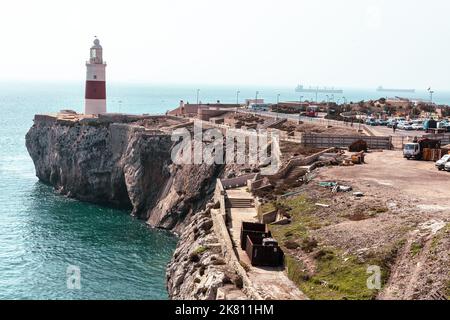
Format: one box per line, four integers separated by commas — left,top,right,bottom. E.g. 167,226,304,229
198,109,229,121
302,134,391,149
268,147,336,181
221,173,258,189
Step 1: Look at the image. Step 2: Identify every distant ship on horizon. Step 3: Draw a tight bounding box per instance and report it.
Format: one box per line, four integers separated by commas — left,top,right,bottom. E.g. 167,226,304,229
295,85,343,94
376,86,415,93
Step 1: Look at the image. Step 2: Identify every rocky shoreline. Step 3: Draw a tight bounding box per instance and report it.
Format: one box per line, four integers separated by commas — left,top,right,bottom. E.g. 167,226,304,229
25,113,243,299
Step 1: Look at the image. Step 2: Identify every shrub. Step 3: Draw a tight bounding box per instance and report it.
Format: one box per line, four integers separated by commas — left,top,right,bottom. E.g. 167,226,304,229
284,240,300,249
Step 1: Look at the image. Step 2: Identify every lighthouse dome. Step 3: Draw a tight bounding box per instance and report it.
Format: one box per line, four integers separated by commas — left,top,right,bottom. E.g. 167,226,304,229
92,38,102,49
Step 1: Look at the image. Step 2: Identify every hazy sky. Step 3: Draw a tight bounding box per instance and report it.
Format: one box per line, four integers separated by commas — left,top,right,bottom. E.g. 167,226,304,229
1,0,449,89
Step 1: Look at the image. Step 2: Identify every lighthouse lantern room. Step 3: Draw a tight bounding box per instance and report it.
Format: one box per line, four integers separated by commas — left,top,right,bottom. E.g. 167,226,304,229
84,38,107,115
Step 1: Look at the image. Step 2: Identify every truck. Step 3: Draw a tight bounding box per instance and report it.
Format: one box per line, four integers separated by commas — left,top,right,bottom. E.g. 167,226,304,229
403,138,441,160
306,105,319,117
423,119,447,133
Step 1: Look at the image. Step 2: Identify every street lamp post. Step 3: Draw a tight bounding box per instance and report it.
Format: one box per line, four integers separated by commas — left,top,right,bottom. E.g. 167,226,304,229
276,94,281,119
427,87,434,118
236,90,240,105
325,95,330,127
196,89,200,106
428,87,434,104
299,95,304,123
254,91,259,115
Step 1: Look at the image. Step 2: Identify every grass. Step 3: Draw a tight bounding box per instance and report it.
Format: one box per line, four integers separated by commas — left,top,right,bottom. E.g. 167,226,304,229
410,241,423,257
193,246,208,255
266,194,401,300
260,202,276,214
286,249,380,300
269,195,319,242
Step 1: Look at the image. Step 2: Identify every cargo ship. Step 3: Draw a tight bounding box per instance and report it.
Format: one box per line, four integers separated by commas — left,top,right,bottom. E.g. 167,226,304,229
376,86,415,93
295,85,343,94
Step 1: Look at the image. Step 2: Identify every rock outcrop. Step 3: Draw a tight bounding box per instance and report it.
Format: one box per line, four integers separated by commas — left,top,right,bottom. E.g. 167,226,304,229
25,115,220,231
166,202,247,300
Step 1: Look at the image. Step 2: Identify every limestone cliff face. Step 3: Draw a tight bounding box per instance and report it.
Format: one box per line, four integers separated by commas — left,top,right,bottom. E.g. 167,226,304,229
25,116,220,230
26,114,246,300
166,202,247,300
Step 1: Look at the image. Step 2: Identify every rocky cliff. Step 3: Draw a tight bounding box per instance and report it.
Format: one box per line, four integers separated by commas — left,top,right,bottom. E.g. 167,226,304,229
26,113,248,299
166,201,248,300
25,114,220,231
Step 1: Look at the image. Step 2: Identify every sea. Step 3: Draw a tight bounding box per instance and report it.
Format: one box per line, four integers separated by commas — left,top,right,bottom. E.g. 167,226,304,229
0,82,449,300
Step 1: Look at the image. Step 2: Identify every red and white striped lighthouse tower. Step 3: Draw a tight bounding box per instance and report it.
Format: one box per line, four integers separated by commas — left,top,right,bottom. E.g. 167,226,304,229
84,38,107,115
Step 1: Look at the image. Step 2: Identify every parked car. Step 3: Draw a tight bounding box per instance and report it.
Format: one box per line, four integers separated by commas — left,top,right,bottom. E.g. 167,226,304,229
376,119,388,126
365,118,377,126
435,154,450,170
402,122,414,130
411,121,424,130
387,119,397,128
397,121,407,129
437,120,449,129
445,161,450,172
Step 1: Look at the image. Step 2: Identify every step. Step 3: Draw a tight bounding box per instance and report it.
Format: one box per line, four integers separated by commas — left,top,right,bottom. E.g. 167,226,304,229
226,198,254,208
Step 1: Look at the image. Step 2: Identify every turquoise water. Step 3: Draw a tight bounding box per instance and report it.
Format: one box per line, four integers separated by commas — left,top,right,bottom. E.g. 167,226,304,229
0,83,181,300
0,82,449,300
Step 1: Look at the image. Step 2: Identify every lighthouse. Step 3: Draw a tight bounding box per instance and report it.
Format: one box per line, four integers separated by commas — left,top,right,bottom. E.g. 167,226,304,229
84,38,107,115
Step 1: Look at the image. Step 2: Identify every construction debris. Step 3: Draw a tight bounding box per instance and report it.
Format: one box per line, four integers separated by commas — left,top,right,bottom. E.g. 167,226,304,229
349,139,368,152
351,151,365,164
338,185,353,192
319,181,353,193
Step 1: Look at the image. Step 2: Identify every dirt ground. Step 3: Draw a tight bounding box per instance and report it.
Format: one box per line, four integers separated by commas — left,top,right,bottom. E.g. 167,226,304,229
266,151,450,300
318,150,450,209
309,150,449,299
229,113,360,135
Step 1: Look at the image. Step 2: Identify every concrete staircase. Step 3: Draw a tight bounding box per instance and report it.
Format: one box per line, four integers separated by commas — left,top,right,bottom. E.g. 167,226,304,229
226,197,254,208
277,165,307,186
261,118,287,129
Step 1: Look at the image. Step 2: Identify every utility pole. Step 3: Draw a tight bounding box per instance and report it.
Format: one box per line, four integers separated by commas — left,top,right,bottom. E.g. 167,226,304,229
236,90,240,105
427,87,434,118
254,91,259,115
276,94,281,120
299,95,304,123
428,87,434,104
196,89,200,106
325,95,330,127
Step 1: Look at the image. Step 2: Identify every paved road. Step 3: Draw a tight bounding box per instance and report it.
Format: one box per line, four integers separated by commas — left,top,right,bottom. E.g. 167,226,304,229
368,125,426,137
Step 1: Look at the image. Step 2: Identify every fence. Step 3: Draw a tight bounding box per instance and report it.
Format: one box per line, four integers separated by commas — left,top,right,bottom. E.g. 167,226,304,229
302,134,391,149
